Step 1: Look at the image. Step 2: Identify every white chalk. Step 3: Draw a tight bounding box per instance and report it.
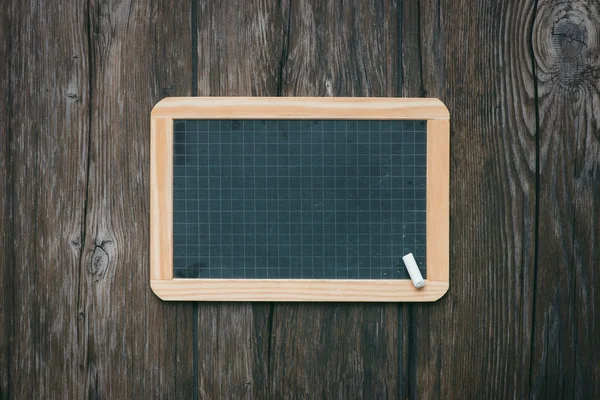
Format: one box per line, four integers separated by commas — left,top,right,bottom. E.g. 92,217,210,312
402,253,425,288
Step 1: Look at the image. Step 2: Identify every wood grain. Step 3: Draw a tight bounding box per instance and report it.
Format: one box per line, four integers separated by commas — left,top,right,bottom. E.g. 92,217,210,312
3,0,600,398
401,0,539,398
269,0,401,397
76,0,194,398
0,0,12,395
280,0,397,98
5,1,90,397
530,1,600,397
270,303,398,399
196,0,285,97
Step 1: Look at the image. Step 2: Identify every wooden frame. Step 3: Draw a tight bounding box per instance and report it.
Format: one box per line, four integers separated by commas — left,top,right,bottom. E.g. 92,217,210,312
151,97,449,301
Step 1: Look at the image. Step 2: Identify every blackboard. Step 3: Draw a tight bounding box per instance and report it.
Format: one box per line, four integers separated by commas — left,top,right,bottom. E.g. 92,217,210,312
150,97,449,301
172,119,427,280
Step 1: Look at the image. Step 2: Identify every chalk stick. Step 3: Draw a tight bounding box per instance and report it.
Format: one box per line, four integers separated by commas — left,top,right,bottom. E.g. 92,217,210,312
402,253,425,288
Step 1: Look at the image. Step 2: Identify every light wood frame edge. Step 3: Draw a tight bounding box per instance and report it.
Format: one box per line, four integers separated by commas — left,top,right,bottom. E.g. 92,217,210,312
426,120,450,285
151,117,174,280
150,279,448,302
150,97,450,302
151,97,449,120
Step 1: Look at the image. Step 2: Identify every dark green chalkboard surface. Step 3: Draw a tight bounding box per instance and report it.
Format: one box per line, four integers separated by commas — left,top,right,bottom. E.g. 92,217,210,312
172,119,427,280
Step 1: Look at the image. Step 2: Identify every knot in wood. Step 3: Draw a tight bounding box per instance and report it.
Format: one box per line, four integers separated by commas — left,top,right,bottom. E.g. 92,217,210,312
552,14,587,61
87,243,110,276
534,2,600,89
69,235,82,251
66,92,79,101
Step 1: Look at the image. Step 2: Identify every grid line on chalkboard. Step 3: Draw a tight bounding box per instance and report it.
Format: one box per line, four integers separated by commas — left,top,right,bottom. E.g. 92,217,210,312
172,119,427,279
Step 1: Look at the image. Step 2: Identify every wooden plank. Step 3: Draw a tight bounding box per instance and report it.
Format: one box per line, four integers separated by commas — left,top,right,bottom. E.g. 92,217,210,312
152,279,449,302
269,0,400,397
401,0,539,398
5,0,91,397
196,303,271,399
76,0,194,397
0,0,12,395
529,1,600,397
196,0,285,96
270,303,398,398
151,97,449,119
194,0,287,397
280,0,397,98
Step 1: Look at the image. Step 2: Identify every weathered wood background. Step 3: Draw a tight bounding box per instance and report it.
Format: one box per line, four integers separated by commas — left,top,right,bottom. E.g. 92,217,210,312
1,0,600,398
